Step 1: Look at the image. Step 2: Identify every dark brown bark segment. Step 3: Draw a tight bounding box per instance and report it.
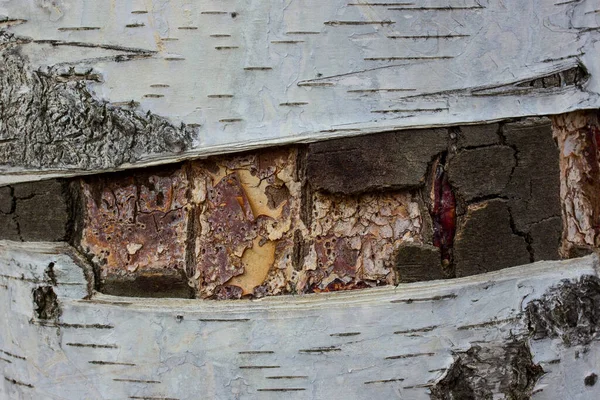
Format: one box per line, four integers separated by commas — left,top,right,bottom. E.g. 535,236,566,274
0,179,69,242
306,129,448,194
454,200,530,277
447,146,515,202
396,243,443,282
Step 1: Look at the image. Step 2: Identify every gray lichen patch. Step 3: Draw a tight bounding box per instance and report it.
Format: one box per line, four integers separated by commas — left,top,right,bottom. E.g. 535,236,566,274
0,32,195,173
431,341,543,400
526,275,600,347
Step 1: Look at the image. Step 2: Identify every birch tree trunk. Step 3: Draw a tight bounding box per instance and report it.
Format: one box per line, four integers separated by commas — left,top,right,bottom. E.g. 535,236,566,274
1,1,600,399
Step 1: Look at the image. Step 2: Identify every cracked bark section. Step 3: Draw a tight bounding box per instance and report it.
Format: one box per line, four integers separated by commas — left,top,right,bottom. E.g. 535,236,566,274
80,165,192,298
304,191,422,292
449,118,562,276
0,179,70,242
0,32,194,173
73,117,566,298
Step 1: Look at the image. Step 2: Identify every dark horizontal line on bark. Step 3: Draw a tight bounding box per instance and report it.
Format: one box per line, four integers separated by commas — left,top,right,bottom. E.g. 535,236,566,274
0,18,27,27
161,37,178,41
271,40,304,44
125,23,145,28
4,377,34,388
0,274,44,283
347,88,416,93
0,357,11,364
79,299,134,306
244,67,272,71
387,34,470,39
387,6,485,10
299,347,341,353
330,332,361,337
541,54,583,63
0,350,26,360
143,94,164,98
131,10,148,14
66,343,118,349
372,107,448,113
58,27,101,31
394,325,438,334
114,378,161,383
554,0,580,4
150,84,170,88
35,37,155,53
456,317,521,330
257,388,306,392
238,351,274,354
297,82,335,87
215,46,239,50
365,56,454,61
239,365,280,369
348,2,414,6
219,118,243,123
286,31,320,35
543,359,561,364
178,26,198,30
207,94,233,98
201,11,228,15
266,376,308,380
584,9,600,14
30,320,114,329
364,378,405,384
89,361,136,366
210,34,231,37
198,318,250,322
280,102,309,106
325,20,395,26
404,383,435,389
164,57,185,61
385,352,435,360
129,397,179,400
391,293,457,303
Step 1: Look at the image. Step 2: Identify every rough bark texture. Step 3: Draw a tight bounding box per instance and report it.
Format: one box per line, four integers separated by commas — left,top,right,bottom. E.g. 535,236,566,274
0,32,194,172
552,110,600,257
0,115,570,298
0,179,70,242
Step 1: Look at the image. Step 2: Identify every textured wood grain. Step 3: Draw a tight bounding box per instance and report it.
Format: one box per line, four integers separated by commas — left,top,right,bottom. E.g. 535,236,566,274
0,0,599,184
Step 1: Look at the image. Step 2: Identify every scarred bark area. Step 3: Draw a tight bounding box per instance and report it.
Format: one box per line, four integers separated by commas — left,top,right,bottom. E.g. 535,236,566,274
304,191,422,292
190,148,302,299
0,32,194,172
552,110,600,257
80,165,191,298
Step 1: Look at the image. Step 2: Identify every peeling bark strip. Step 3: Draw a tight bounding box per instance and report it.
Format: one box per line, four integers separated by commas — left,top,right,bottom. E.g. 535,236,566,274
1,1,600,184
0,32,194,173
552,110,600,257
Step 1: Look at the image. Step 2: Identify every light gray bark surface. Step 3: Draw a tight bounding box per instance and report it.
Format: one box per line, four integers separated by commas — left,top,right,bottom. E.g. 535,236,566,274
0,0,599,184
0,240,599,399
